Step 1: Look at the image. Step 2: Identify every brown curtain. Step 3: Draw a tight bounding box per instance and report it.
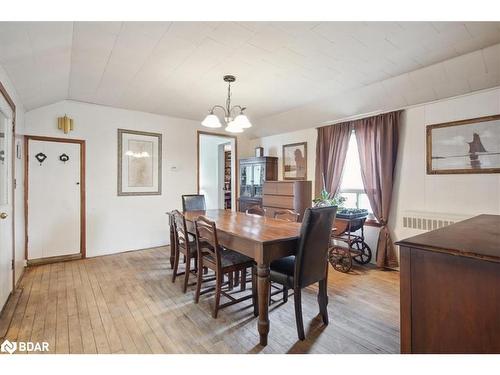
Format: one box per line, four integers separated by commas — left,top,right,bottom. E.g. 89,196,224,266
315,122,352,197
353,111,401,268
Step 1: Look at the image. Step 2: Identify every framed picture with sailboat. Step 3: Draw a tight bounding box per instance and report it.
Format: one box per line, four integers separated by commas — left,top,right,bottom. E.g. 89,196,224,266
426,114,500,174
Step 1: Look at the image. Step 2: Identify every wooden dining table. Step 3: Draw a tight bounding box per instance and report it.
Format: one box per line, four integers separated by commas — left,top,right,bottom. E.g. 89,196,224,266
183,209,301,346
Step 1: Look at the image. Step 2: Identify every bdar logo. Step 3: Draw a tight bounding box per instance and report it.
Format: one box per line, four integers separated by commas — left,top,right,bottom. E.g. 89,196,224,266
1,339,17,354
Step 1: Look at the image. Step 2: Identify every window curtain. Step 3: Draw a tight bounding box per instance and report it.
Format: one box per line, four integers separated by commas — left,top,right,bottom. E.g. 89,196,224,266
353,110,401,268
315,122,352,197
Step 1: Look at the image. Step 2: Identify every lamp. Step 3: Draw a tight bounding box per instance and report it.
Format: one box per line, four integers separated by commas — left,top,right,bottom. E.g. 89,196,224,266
201,75,252,133
201,113,222,128
57,115,74,134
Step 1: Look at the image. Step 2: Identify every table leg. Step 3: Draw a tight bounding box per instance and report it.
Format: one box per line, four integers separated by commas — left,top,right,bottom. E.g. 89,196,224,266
257,263,270,346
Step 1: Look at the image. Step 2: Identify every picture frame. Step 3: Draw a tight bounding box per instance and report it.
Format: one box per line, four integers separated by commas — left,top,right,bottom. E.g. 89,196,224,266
282,142,307,180
426,114,500,174
118,129,162,196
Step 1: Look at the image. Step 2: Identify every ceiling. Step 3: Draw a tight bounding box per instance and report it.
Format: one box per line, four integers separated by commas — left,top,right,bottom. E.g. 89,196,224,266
1,21,500,136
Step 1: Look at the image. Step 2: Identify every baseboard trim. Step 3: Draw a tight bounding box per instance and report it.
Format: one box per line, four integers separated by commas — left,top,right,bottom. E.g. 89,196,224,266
27,253,82,266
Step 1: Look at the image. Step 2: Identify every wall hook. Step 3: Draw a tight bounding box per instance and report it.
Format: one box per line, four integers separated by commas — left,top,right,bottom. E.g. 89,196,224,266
59,153,70,163
35,152,47,165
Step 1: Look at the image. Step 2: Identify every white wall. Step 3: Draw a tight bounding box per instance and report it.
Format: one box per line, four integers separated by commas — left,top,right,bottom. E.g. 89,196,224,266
390,87,500,243
247,87,500,262
0,65,26,286
24,100,205,257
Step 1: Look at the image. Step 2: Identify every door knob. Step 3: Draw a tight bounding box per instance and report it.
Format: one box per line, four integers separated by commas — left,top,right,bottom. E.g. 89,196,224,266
0,212,8,219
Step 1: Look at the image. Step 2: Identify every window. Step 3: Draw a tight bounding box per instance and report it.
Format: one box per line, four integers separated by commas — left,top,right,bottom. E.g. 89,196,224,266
339,131,373,214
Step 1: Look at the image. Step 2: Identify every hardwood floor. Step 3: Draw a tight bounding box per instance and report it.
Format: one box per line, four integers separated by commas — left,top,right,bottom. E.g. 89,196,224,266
1,246,400,354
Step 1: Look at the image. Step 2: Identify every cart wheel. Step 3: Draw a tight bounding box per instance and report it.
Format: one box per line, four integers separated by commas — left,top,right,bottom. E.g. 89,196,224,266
352,239,372,264
328,247,352,273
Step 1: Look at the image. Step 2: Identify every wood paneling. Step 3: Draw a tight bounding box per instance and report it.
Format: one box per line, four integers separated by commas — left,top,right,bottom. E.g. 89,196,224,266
0,246,400,353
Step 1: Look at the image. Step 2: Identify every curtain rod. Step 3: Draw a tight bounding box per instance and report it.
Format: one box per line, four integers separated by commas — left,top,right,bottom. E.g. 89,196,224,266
316,85,500,129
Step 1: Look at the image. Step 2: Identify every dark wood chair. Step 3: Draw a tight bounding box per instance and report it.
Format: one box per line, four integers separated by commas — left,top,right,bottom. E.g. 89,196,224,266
182,194,206,212
267,206,337,340
171,210,199,293
245,205,266,217
167,211,177,269
273,209,299,222
193,215,256,318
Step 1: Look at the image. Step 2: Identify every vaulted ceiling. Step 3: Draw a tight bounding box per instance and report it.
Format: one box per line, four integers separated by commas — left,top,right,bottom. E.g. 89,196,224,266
1,21,500,136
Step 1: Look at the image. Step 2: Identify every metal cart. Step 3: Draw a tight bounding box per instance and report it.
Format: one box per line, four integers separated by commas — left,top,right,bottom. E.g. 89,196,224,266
328,212,372,273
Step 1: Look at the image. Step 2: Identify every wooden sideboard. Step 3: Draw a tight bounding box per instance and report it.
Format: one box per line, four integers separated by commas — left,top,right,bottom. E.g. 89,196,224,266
396,214,500,354
262,180,312,221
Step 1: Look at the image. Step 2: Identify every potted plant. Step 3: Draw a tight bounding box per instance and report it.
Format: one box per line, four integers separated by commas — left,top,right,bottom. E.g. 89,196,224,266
313,188,346,207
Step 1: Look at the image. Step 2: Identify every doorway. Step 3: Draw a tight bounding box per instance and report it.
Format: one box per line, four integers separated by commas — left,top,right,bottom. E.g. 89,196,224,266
197,131,237,210
25,136,86,264
0,108,13,310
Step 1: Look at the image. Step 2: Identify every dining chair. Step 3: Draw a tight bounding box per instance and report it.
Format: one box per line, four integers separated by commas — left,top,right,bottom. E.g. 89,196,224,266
267,206,337,340
171,210,199,293
167,211,177,269
193,215,256,318
182,194,206,212
273,209,300,222
245,205,266,216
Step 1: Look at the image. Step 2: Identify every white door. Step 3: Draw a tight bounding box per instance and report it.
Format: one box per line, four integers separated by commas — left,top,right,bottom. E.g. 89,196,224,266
0,111,13,309
27,140,81,260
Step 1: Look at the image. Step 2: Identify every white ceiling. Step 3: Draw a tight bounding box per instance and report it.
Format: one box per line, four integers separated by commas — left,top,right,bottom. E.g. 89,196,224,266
1,21,500,136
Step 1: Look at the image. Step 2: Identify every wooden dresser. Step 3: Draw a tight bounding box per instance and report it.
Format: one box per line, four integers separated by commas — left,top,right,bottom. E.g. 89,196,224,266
262,180,312,221
396,214,500,354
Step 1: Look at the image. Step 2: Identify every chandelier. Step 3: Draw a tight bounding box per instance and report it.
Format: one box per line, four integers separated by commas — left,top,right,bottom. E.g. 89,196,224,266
201,75,252,133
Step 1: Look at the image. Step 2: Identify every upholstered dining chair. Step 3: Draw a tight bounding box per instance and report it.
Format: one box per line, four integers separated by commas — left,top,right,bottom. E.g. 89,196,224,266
245,205,266,217
273,209,300,222
171,210,199,293
182,194,206,212
267,206,337,340
193,216,256,318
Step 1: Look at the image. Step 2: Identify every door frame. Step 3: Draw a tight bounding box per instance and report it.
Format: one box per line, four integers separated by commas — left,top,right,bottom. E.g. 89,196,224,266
24,135,86,261
196,130,238,209
0,80,16,291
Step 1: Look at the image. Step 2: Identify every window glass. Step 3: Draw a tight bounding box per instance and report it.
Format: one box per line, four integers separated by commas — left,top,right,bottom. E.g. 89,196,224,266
339,131,373,214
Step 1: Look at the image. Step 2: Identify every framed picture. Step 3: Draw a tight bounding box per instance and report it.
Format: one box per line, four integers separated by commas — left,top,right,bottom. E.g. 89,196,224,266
282,142,307,180
255,146,264,157
118,129,162,196
426,114,500,174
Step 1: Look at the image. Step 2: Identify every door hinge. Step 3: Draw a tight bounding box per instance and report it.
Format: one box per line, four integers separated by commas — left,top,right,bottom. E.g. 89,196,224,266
11,259,14,270
14,178,16,189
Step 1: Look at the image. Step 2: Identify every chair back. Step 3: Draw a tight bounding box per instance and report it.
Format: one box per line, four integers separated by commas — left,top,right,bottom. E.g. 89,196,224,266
294,206,337,288
274,209,299,222
182,194,206,212
194,216,221,268
245,205,266,217
172,210,189,252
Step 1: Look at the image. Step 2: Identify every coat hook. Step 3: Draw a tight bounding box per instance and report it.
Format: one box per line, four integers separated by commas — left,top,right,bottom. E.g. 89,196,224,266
35,152,47,165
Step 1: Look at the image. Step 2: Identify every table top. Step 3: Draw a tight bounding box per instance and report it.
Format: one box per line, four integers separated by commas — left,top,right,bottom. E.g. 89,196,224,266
396,214,500,263
183,209,301,244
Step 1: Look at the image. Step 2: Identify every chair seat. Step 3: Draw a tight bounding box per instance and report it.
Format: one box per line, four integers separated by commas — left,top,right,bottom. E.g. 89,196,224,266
270,255,295,288
203,248,254,270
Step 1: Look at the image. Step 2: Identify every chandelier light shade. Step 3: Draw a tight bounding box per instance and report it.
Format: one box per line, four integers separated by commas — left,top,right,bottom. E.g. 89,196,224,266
225,121,244,133
201,113,222,128
234,114,252,128
201,75,252,133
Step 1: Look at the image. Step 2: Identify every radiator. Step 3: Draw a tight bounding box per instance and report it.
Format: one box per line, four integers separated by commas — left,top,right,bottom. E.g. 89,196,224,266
402,211,471,231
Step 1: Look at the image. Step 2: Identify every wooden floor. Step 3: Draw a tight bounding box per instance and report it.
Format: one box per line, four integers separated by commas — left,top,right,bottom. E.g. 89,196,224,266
1,246,400,354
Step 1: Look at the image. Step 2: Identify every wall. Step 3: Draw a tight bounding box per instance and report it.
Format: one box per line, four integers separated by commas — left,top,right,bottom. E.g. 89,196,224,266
247,87,500,262
24,100,207,257
0,65,26,286
390,87,500,243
